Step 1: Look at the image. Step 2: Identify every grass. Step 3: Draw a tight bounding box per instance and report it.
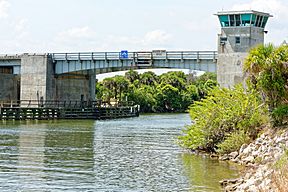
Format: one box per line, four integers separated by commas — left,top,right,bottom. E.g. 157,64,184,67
270,148,288,191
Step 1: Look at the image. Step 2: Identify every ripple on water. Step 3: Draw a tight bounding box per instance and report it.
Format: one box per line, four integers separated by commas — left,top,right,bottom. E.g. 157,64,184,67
0,114,239,192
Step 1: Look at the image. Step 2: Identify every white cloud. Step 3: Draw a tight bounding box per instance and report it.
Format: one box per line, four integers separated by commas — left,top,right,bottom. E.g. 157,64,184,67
14,19,28,32
49,26,99,51
56,26,96,40
105,30,173,50
143,30,172,45
0,0,9,19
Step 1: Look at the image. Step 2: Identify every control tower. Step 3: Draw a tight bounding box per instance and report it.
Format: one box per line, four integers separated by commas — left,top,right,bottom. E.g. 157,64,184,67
215,10,272,87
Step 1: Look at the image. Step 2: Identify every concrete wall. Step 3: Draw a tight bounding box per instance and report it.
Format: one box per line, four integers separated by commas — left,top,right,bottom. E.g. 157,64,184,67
217,26,264,87
0,74,20,100
218,27,264,54
20,54,52,101
217,53,247,88
55,71,95,101
20,54,96,102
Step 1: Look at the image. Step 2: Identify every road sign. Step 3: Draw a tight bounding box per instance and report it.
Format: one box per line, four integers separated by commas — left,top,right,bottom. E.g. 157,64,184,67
120,50,128,59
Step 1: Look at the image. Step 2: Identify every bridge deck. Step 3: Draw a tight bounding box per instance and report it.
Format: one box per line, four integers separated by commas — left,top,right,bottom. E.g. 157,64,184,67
52,51,217,61
0,51,218,75
52,51,217,74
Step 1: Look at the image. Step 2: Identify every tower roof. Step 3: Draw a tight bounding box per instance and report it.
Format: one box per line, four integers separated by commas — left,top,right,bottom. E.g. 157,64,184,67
215,10,272,28
215,10,272,17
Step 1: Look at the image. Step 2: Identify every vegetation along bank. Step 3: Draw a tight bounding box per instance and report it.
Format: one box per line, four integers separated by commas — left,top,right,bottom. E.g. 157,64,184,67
96,70,217,113
179,44,288,191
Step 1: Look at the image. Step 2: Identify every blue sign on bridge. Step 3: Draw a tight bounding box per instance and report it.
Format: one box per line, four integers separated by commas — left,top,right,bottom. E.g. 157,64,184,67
120,50,128,59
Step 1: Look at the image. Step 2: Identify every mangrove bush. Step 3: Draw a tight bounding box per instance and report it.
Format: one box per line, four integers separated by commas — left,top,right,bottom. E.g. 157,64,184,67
178,85,269,153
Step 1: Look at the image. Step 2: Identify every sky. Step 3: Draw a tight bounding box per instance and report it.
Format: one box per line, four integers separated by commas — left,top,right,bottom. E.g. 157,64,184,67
0,0,287,54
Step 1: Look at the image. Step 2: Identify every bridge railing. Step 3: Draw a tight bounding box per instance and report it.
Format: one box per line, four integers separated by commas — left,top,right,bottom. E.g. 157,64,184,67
51,51,217,61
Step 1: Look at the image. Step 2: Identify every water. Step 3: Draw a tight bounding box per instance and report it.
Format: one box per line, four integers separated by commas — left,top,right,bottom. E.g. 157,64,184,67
0,114,239,192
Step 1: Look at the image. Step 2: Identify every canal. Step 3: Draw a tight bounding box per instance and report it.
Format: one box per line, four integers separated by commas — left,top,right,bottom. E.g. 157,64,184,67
0,114,239,191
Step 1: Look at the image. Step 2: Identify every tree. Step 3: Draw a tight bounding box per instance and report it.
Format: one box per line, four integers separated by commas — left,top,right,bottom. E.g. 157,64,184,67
140,71,158,86
244,44,288,125
102,77,116,101
125,70,139,83
155,84,182,112
128,85,156,112
159,71,186,90
114,75,129,100
96,71,218,113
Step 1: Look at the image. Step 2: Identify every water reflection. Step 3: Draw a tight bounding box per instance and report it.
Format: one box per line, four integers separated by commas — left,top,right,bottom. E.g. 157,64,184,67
17,122,46,192
181,153,239,191
0,114,239,191
0,120,96,191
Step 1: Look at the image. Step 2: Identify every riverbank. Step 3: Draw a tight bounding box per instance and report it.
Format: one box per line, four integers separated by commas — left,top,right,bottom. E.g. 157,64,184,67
220,125,288,191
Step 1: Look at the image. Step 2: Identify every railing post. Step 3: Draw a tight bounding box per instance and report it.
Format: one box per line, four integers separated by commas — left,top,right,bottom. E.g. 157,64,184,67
78,52,81,62
197,51,200,63
165,52,168,63
213,51,217,63
105,52,108,63
150,52,153,66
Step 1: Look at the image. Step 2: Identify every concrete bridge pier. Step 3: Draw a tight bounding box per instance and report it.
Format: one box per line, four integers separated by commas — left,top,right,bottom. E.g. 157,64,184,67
20,54,55,101
20,54,96,102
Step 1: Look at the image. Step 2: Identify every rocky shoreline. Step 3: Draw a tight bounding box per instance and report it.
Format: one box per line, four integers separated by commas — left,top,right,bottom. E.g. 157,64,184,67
219,127,288,191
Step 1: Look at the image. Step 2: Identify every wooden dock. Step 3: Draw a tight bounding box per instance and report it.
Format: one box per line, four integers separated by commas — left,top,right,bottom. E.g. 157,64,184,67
0,100,139,120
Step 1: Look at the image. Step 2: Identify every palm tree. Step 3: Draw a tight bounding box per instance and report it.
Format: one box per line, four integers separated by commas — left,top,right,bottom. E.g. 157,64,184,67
125,70,139,83
244,44,288,110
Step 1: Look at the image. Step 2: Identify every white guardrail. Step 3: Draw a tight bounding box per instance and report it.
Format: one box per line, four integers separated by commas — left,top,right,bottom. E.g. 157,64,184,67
51,51,217,61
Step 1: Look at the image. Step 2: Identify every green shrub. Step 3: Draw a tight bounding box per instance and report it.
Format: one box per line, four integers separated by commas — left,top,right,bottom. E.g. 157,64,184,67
244,44,288,122
178,84,269,153
216,130,250,154
272,105,288,126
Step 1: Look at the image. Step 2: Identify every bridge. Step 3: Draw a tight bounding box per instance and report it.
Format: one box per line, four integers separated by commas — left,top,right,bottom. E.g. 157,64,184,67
0,51,217,75
52,51,217,74
0,50,217,103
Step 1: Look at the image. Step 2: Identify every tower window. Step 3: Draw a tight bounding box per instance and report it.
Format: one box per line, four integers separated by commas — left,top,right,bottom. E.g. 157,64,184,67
235,14,241,26
241,14,252,26
219,15,229,27
235,37,240,44
220,37,227,42
229,15,235,26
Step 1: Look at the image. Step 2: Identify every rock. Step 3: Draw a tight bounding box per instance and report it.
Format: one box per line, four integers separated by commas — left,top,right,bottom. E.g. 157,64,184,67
247,185,258,192
251,150,259,157
220,178,239,186
229,151,239,159
222,129,288,192
239,144,248,153
275,137,285,144
210,153,218,158
219,154,230,161
243,156,254,164
242,145,253,155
